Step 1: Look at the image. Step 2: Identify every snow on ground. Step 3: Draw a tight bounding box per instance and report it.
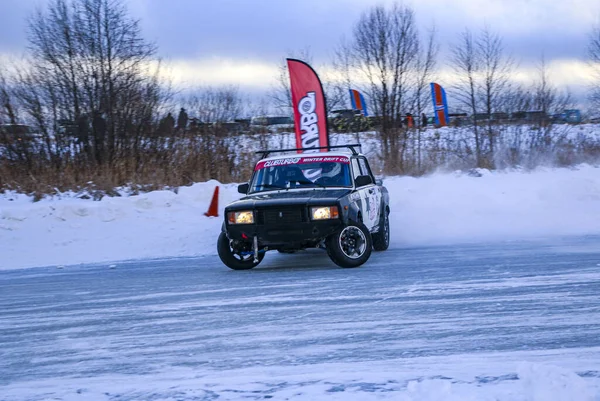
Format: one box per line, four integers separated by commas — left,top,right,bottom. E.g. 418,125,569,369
2,238,600,400
389,164,600,245
2,357,598,401
2,164,600,270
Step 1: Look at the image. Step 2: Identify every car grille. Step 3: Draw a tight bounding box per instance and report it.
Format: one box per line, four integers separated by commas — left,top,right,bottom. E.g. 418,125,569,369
258,207,305,225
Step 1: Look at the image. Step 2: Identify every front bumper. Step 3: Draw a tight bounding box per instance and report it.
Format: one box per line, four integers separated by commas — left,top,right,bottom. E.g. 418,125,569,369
226,219,342,247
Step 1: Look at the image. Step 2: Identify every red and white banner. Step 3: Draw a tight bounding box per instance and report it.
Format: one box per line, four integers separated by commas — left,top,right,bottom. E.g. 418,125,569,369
255,156,349,171
287,58,330,153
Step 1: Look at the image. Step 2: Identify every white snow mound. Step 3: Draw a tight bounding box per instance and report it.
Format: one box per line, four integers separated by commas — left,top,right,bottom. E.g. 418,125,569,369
2,165,600,270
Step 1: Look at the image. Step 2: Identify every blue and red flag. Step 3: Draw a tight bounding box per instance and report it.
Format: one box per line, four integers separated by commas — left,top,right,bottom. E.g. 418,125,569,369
349,89,368,116
430,82,449,127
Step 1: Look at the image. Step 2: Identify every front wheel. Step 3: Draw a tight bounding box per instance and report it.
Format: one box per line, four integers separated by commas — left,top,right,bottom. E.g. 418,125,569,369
217,232,264,270
326,222,372,268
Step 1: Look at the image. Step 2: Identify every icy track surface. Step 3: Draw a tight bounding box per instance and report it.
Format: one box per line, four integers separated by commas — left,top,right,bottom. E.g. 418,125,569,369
2,236,600,400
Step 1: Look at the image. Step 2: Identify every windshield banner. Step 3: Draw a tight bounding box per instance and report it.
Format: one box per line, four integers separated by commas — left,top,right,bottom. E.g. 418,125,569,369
255,156,349,171
287,58,330,153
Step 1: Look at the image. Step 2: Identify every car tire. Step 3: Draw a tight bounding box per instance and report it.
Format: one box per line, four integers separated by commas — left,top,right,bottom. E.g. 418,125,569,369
372,208,390,251
326,222,372,268
217,232,264,270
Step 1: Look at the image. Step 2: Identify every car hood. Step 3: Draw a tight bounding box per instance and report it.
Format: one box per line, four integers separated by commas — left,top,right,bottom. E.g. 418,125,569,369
226,189,351,211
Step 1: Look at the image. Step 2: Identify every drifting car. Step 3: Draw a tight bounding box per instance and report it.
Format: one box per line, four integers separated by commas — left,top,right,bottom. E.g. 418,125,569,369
217,144,390,269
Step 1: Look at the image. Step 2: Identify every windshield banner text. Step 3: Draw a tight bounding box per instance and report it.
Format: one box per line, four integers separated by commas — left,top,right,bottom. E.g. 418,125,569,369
254,156,349,171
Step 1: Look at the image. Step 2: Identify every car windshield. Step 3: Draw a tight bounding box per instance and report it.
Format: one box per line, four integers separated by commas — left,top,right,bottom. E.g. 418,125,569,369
250,156,352,193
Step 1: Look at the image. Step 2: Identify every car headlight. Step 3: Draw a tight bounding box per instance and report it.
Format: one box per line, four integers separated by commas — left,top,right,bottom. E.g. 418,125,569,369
310,206,339,220
227,210,254,224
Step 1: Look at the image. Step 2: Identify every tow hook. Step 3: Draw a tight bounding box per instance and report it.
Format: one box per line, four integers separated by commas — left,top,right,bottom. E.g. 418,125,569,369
253,236,259,263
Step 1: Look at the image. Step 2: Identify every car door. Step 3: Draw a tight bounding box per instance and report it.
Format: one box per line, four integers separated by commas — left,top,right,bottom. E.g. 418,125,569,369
358,157,382,231
351,157,381,231
349,157,366,224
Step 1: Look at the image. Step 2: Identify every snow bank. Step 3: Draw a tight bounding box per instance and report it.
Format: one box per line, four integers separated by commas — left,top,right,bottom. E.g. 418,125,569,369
2,360,598,400
2,165,600,270
388,164,600,246
0,180,239,270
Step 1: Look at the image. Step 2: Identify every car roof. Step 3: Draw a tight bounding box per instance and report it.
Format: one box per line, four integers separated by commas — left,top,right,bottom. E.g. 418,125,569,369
258,150,362,163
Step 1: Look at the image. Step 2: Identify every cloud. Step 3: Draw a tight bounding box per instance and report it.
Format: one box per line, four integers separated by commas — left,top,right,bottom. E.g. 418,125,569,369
436,58,593,87
127,0,358,61
378,0,600,35
155,54,592,108
1,0,597,106
156,57,280,90
160,55,593,91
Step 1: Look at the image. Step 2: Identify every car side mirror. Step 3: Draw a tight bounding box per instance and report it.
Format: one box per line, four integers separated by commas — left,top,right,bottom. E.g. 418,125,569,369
375,178,383,186
354,175,373,188
237,183,249,194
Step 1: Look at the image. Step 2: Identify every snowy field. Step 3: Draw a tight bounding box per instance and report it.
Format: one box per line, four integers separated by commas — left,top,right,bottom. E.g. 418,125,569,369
2,164,600,400
1,238,600,400
2,164,600,270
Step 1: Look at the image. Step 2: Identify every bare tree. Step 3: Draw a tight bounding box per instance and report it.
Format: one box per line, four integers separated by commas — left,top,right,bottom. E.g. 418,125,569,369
190,86,243,124
182,86,244,180
0,70,17,125
523,55,574,167
450,26,513,168
331,37,371,142
408,26,438,174
588,21,600,109
477,26,514,166
269,48,313,116
23,0,166,167
341,3,423,173
532,55,571,116
0,69,32,171
451,29,482,167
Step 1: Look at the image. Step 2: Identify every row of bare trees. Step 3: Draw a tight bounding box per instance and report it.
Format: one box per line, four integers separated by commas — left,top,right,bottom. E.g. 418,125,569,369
330,4,437,174
449,27,575,170
23,0,166,167
588,23,600,110
322,4,585,174
0,0,252,195
2,0,599,196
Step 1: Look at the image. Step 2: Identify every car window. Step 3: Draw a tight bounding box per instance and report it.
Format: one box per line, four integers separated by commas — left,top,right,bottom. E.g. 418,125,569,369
351,158,362,180
358,157,374,180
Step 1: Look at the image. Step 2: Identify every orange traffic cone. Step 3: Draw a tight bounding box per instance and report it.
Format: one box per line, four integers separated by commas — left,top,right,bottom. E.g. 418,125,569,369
204,186,219,217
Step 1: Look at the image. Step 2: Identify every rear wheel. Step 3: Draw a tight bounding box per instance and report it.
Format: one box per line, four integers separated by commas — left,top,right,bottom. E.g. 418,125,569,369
326,222,372,268
217,232,264,270
372,208,390,251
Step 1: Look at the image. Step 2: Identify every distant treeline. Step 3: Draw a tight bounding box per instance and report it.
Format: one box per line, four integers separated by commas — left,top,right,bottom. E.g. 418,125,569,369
1,0,600,197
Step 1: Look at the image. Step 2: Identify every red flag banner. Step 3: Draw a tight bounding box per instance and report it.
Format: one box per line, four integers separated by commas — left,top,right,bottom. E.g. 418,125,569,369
287,58,329,153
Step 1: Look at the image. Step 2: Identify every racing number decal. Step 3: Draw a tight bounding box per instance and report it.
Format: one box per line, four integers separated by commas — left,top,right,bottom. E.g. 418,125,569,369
358,186,380,230
367,188,380,225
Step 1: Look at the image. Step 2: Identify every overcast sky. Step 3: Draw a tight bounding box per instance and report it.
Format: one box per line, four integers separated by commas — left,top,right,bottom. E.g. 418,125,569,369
1,0,599,106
